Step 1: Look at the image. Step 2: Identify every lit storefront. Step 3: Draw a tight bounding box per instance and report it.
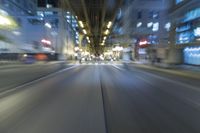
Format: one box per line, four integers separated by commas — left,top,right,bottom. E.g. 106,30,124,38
184,47,200,65
175,8,200,65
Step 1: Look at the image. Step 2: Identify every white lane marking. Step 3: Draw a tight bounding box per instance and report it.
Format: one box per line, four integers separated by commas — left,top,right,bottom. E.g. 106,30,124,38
0,65,79,96
112,65,124,71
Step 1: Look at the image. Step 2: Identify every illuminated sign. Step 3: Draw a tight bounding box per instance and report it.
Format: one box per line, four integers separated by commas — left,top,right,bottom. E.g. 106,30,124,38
139,40,148,45
183,8,200,22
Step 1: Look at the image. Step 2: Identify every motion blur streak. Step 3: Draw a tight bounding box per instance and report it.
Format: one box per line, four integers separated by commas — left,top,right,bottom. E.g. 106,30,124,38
0,64,200,133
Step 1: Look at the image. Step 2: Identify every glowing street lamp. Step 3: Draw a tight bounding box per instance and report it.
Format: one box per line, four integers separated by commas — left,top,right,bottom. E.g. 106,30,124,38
83,29,87,34
74,46,79,51
104,29,109,35
107,21,112,29
100,42,105,46
78,21,84,28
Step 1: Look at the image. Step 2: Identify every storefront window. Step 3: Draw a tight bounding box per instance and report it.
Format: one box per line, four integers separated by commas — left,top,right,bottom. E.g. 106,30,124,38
184,47,200,65
176,31,194,44
147,35,158,44
176,24,191,32
194,27,200,37
176,21,200,44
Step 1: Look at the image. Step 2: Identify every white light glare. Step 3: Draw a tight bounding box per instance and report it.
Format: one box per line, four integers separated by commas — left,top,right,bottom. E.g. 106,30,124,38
152,22,159,32
194,27,200,37
79,21,84,28
74,46,79,51
107,21,112,28
0,16,11,25
105,29,109,35
165,22,171,31
83,29,87,34
137,22,142,28
147,22,153,28
45,23,52,29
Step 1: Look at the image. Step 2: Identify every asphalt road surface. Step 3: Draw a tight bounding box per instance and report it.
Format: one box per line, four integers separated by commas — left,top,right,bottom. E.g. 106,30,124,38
0,64,200,133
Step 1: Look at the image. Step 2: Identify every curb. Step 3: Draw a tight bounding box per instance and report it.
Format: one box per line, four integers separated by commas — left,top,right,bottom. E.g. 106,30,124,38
128,63,200,80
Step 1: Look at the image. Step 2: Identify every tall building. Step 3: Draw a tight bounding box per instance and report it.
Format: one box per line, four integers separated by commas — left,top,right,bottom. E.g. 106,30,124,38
169,0,200,65
36,8,77,59
0,0,37,15
115,0,171,62
0,0,76,60
0,0,38,55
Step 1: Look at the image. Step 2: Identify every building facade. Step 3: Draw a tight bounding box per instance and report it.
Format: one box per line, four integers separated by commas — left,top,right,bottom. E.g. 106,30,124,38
36,8,78,60
115,0,171,62
0,0,37,15
0,0,76,60
169,0,200,65
0,0,38,57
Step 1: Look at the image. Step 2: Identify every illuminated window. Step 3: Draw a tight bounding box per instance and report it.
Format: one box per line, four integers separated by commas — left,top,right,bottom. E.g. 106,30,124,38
165,22,171,31
137,22,142,28
194,27,200,37
147,22,153,28
152,22,159,32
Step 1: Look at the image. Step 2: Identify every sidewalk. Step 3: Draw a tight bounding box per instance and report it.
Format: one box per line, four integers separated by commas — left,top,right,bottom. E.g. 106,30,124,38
128,60,200,80
0,60,73,69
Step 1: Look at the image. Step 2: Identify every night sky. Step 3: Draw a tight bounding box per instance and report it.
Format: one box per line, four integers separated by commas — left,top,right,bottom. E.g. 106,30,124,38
38,0,58,7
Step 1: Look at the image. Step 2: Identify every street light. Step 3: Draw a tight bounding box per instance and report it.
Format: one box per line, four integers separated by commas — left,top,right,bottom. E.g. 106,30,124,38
83,29,87,34
74,46,79,51
107,21,112,29
100,43,105,46
104,29,109,35
78,21,84,28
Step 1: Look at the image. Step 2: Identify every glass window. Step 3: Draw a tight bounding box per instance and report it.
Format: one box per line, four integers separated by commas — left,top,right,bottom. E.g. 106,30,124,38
194,27,200,37
149,11,159,19
137,22,142,28
152,22,159,32
176,31,194,44
137,11,142,19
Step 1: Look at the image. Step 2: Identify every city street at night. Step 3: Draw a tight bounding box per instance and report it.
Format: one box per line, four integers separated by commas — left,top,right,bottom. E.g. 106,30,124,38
0,0,200,132
0,63,200,133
